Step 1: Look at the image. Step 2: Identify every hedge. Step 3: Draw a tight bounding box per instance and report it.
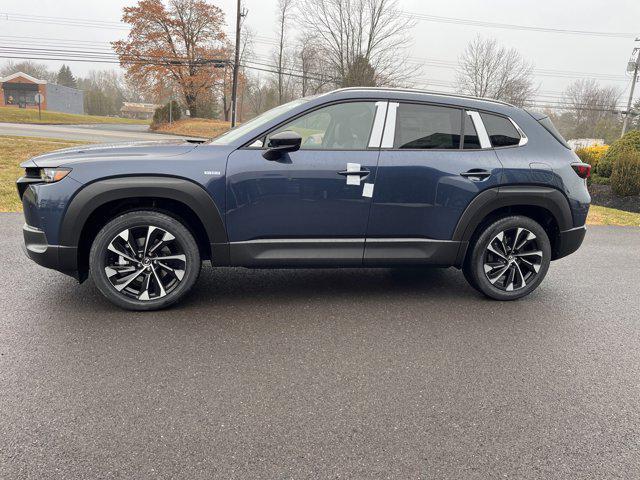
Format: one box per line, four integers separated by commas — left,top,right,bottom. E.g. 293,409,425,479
610,150,640,197
597,130,640,178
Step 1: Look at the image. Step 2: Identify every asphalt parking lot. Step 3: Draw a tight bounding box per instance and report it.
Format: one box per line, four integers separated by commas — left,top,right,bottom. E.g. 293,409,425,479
1,212,639,479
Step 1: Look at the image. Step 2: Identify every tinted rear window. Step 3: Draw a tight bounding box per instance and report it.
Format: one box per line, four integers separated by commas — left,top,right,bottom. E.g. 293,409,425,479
537,116,570,149
480,113,521,147
394,104,461,149
463,114,481,149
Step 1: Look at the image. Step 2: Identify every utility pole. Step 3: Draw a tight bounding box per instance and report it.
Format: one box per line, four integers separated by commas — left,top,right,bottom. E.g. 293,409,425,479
621,38,640,137
230,0,245,128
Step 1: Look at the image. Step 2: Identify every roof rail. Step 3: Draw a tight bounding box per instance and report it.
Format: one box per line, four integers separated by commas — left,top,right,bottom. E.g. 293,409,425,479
328,87,516,107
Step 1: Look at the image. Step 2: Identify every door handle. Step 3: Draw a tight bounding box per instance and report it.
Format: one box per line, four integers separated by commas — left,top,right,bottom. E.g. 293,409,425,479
338,169,370,177
460,169,491,181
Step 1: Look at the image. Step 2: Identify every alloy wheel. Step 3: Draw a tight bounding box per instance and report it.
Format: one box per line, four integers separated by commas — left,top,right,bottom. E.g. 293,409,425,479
483,227,543,292
104,225,187,301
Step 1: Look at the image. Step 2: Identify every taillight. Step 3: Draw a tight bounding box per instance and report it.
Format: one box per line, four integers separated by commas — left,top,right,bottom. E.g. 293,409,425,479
571,162,591,179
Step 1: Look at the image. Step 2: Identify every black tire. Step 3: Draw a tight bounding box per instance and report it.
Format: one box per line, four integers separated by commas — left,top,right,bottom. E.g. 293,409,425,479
89,210,201,311
463,215,551,301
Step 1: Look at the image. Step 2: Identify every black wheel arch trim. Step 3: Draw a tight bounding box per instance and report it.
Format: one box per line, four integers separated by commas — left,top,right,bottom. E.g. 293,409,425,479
60,176,229,265
452,186,574,266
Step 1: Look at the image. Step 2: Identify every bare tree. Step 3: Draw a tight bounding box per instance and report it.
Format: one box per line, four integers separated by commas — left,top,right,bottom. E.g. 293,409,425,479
562,78,621,141
297,0,414,87
456,36,536,106
0,60,56,82
296,33,332,96
244,76,277,118
274,0,296,104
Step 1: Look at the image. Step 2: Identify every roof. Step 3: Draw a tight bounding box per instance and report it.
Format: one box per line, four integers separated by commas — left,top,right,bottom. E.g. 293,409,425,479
0,71,47,84
120,102,160,113
324,87,517,110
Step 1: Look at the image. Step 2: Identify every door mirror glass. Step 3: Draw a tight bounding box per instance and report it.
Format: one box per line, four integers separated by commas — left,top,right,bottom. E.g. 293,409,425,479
263,131,302,160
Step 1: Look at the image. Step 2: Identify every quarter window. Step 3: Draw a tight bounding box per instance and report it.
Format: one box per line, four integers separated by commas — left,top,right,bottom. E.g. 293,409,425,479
267,102,377,150
394,104,461,149
480,113,521,147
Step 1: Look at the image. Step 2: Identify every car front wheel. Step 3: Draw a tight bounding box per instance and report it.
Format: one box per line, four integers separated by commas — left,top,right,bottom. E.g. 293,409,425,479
89,210,201,311
464,215,552,301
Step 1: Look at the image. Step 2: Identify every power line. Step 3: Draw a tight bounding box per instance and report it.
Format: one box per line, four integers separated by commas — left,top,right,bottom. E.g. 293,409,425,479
400,11,637,39
2,40,632,84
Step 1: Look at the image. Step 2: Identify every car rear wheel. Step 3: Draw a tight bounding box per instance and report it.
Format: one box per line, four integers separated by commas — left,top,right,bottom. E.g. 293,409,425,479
463,215,551,300
89,210,201,311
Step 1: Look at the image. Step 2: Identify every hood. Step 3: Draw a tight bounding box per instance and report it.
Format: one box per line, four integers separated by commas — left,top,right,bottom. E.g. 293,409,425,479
21,139,205,168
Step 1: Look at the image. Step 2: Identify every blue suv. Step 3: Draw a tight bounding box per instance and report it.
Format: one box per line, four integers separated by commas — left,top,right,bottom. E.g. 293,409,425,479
17,88,591,310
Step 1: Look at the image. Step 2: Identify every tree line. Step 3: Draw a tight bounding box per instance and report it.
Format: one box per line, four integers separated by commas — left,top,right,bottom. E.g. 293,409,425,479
2,0,636,141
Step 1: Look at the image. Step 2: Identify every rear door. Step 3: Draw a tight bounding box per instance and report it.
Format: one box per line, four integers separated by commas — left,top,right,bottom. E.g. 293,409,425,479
364,102,502,263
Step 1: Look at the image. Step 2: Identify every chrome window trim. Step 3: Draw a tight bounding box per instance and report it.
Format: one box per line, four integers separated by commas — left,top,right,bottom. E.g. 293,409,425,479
368,101,388,148
508,117,529,146
466,110,491,149
381,102,399,148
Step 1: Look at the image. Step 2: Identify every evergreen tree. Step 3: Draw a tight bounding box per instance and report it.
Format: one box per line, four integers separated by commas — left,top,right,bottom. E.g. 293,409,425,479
56,65,78,88
341,55,377,88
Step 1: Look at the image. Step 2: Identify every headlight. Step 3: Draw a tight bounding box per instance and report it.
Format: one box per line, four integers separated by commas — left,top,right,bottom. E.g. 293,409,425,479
40,168,71,183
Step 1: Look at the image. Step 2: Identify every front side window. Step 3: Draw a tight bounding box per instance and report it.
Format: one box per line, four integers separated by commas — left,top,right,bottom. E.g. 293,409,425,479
480,113,521,147
394,104,461,149
266,102,377,150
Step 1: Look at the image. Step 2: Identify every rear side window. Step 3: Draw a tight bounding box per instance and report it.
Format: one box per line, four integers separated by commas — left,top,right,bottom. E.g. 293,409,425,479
462,114,481,149
480,113,521,147
394,104,461,149
537,116,570,149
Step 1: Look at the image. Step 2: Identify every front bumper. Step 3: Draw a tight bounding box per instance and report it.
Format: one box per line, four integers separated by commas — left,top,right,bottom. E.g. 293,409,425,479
23,224,78,278
553,225,586,260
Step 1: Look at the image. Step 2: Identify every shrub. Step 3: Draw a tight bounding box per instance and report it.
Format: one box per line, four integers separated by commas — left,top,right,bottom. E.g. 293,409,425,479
597,130,640,178
610,150,640,197
589,173,610,186
575,145,608,171
152,100,181,127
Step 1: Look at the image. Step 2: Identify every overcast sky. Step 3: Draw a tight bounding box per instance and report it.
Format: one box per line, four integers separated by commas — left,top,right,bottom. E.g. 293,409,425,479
1,0,638,108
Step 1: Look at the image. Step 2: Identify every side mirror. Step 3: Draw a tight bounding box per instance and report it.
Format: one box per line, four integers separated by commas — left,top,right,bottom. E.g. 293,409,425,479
262,131,302,160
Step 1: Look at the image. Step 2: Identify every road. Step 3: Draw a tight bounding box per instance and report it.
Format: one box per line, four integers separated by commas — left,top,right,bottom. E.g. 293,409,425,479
0,122,203,142
1,212,639,479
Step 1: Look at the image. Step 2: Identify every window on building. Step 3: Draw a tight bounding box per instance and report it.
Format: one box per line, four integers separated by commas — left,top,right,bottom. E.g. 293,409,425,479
2,83,39,106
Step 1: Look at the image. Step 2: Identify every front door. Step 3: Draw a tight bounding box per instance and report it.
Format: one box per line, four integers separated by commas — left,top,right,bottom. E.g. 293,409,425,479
226,101,387,266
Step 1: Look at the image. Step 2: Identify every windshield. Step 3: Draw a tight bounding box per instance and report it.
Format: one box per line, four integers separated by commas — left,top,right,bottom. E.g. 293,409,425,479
210,98,310,145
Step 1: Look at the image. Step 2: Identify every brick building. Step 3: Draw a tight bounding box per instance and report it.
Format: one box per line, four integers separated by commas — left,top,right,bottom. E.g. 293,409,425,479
0,71,84,115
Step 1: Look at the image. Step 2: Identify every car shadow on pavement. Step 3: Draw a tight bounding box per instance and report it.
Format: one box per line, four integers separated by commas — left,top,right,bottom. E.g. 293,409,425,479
185,265,478,306
51,265,481,316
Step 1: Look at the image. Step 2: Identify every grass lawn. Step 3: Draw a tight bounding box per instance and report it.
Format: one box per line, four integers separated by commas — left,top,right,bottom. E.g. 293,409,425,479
152,118,230,138
3,134,640,229
0,106,149,125
0,135,84,212
587,205,640,227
